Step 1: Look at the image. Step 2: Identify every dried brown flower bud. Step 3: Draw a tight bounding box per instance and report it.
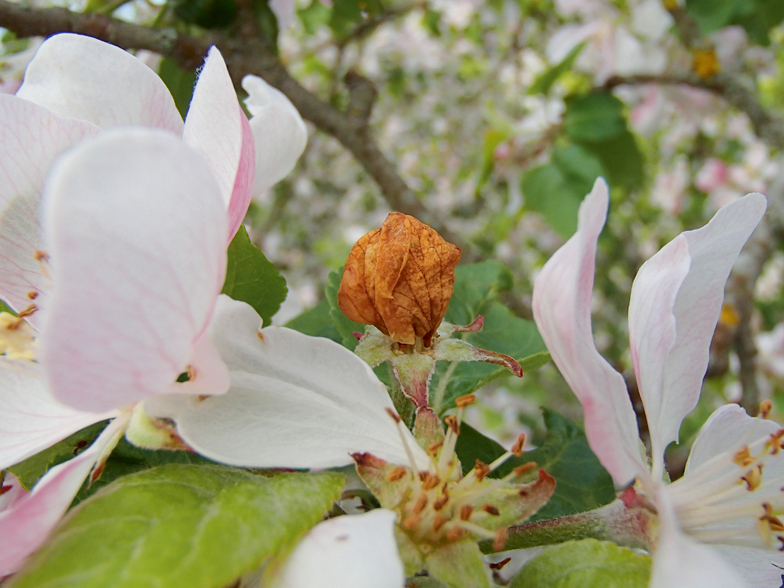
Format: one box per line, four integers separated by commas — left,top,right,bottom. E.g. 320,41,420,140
338,212,461,346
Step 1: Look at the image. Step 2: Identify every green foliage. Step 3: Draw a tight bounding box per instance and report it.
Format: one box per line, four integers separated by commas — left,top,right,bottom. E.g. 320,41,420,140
528,42,585,96
430,262,548,411
285,298,342,343
325,267,364,350
686,0,784,45
9,465,345,588
327,0,384,38
510,539,651,588
298,0,331,34
222,224,288,326
158,58,197,118
521,144,604,237
171,0,238,28
455,410,615,522
9,421,109,490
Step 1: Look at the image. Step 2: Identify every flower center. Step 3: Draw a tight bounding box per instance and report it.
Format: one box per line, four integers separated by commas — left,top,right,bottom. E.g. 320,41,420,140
385,396,535,553
667,421,784,551
0,310,37,359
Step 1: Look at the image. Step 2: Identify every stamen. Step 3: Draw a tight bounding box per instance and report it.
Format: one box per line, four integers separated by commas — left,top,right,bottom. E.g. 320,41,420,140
445,526,468,541
433,494,449,511
386,409,423,482
444,415,460,435
460,504,473,521
455,394,476,408
26,291,38,300
733,446,755,467
413,493,428,515
422,473,441,491
511,433,526,457
16,304,37,319
489,557,512,571
427,441,444,456
403,515,420,530
386,466,407,482
761,400,774,419
740,465,763,491
482,504,500,516
513,462,538,478
474,460,491,482
385,407,402,424
433,514,448,533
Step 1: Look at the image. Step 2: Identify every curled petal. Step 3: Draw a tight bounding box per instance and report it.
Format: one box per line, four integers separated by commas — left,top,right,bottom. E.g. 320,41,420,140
274,510,405,588
17,34,182,133
0,358,109,470
629,193,766,474
183,47,255,240
241,75,307,197
145,296,431,470
40,129,228,412
0,95,99,324
0,415,127,576
532,178,648,487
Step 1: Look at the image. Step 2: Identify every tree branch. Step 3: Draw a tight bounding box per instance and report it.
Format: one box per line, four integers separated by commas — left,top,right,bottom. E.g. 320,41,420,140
0,0,467,248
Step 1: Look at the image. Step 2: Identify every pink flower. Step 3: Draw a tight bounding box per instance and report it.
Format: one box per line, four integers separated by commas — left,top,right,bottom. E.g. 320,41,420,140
533,179,782,587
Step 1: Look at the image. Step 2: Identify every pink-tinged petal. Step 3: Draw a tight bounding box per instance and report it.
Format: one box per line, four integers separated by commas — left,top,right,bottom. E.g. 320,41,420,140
0,473,25,511
629,193,766,475
162,330,230,398
16,34,182,133
39,128,228,413
0,95,99,325
144,296,431,470
0,415,127,576
0,358,110,470
651,489,747,588
532,178,648,488
275,510,404,588
183,47,255,240
241,75,307,197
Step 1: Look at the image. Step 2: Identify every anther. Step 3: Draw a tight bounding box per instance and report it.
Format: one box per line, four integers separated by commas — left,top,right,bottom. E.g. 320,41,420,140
16,304,37,318
455,394,476,408
26,291,38,300
433,514,448,533
403,515,420,530
427,441,444,456
422,473,441,491
413,493,429,515
460,504,473,521
767,430,784,455
741,465,763,491
385,407,402,423
733,446,755,467
513,462,538,477
492,528,508,551
445,527,467,541
444,415,460,435
482,504,500,516
489,557,512,571
761,400,774,419
511,433,526,457
474,460,491,482
386,466,408,482
433,494,449,511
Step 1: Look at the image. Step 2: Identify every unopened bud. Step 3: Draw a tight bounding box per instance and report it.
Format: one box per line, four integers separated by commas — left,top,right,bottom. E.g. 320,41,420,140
338,212,461,346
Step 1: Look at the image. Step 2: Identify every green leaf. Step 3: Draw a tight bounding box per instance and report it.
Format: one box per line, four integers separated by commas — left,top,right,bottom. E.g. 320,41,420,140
222,224,288,326
9,421,110,490
455,409,615,521
170,0,238,28
521,144,604,237
328,0,383,38
510,539,651,588
158,58,197,118
528,42,585,96
563,93,626,143
285,299,342,343
433,301,547,411
446,261,514,326
298,0,331,34
325,267,364,350
9,465,345,588
581,130,644,191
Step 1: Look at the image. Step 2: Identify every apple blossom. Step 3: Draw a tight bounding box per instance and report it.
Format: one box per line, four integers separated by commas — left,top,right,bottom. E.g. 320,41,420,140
533,178,784,586
0,32,306,574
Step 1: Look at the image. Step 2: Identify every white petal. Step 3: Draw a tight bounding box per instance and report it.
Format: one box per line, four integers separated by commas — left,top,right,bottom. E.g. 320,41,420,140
183,47,255,239
241,75,307,196
145,296,431,470
0,358,109,470
652,489,748,588
273,510,404,588
16,34,182,133
629,193,766,474
39,128,228,413
0,415,127,576
532,178,648,487
686,404,780,474
0,94,99,324
710,545,784,588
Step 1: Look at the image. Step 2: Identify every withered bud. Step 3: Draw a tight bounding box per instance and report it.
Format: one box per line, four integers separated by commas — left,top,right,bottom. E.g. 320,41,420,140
338,212,461,346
